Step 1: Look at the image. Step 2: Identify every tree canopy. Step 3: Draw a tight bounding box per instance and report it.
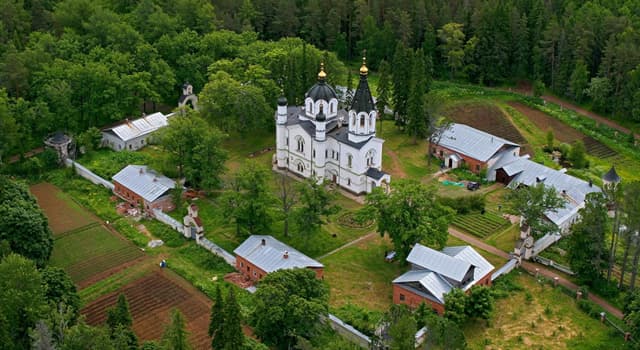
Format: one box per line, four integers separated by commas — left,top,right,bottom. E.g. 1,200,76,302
365,180,453,261
0,175,53,267
252,268,329,349
506,183,565,238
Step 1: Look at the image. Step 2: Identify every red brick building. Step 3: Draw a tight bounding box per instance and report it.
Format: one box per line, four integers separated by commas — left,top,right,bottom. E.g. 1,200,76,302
112,165,176,215
392,244,494,315
431,123,520,181
233,235,323,282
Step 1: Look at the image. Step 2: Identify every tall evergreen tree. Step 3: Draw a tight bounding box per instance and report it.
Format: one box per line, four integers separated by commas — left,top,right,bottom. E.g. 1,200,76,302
391,42,411,126
221,288,243,350
161,309,191,350
567,192,608,285
406,49,427,144
209,285,224,349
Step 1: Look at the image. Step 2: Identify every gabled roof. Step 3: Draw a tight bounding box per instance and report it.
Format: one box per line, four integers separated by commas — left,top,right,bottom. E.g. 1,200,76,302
437,124,519,162
502,157,600,227
233,235,323,273
392,270,452,304
394,245,494,303
112,165,175,202
442,246,494,284
102,112,172,142
366,168,387,180
407,243,473,283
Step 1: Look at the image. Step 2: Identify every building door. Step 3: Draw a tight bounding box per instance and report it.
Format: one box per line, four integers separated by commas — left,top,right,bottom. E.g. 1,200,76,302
332,174,337,183
448,158,453,168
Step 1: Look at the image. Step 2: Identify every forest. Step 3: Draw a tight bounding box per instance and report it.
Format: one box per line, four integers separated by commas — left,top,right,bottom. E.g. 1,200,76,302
2,0,640,161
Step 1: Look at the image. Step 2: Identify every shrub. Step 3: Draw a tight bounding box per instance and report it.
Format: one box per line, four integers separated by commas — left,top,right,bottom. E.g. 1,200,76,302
577,299,603,319
437,195,485,214
332,304,382,336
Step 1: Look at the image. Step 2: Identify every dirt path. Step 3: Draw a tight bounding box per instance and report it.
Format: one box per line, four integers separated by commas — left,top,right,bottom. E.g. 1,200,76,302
541,94,638,139
507,84,637,139
317,232,377,260
386,150,407,178
448,227,624,319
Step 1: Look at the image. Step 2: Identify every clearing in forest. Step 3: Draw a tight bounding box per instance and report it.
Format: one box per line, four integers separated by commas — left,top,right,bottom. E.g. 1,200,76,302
507,101,617,158
30,182,97,234
82,271,212,350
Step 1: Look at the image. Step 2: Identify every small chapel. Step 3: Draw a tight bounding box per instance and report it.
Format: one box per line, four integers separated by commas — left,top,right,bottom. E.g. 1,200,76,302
275,57,390,194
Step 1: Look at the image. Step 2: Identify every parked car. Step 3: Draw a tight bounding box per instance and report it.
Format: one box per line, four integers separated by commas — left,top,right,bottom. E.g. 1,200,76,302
467,181,480,191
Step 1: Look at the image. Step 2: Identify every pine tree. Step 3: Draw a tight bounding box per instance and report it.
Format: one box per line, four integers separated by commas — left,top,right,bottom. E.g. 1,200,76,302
391,42,411,126
376,59,391,133
406,48,428,144
222,288,243,350
106,294,133,332
209,285,225,349
162,309,191,350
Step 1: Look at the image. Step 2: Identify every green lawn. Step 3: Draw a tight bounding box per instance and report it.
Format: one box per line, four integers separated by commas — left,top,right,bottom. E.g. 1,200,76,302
321,234,402,312
465,272,627,350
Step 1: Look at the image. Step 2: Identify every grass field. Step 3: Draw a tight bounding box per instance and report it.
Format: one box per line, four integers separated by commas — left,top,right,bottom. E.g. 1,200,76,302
50,225,143,284
465,272,626,350
321,234,401,311
30,182,98,234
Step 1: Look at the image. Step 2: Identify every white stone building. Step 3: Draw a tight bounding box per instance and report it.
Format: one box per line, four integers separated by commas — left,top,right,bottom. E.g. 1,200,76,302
101,112,174,151
275,59,390,194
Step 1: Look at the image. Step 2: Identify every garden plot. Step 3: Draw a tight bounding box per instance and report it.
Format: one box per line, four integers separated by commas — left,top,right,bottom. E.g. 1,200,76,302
82,271,212,350
452,211,511,239
30,182,98,234
508,102,617,158
444,103,531,155
50,224,144,285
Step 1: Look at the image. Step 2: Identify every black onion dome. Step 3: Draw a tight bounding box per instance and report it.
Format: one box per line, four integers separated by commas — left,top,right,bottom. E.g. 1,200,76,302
306,80,338,102
350,75,375,113
277,95,288,106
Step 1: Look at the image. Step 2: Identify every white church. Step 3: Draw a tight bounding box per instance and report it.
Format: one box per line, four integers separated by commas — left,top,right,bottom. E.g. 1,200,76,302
274,58,391,194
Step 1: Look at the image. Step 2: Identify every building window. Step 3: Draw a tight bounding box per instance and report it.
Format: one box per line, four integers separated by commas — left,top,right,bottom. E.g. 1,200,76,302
128,144,132,150
399,294,405,301
297,162,304,173
347,178,351,186
240,262,244,267
286,137,289,146
325,150,328,157
246,266,250,272
296,137,304,152
312,150,316,158
360,116,365,127
475,164,480,172
253,271,257,277
141,139,145,145
347,154,353,168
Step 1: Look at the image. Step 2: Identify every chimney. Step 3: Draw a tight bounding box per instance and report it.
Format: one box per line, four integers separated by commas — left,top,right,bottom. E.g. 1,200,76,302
589,180,593,187
283,251,289,259
261,239,266,246
139,168,144,174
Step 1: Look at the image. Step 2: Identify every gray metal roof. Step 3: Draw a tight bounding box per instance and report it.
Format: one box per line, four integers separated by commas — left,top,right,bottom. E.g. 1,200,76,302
350,75,375,113
366,168,387,180
112,165,175,202
437,123,519,162
502,157,600,227
407,243,472,283
392,270,452,304
233,235,323,273
442,246,494,285
102,112,171,142
602,166,621,183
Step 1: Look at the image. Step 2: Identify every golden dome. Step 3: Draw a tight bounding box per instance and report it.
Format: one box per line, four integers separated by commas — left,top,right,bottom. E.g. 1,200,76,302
318,62,327,80
359,56,368,75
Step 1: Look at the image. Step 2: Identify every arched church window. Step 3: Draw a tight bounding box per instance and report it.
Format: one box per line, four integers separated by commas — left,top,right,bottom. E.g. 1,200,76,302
297,162,304,173
296,136,304,152
360,116,365,127
347,154,353,168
